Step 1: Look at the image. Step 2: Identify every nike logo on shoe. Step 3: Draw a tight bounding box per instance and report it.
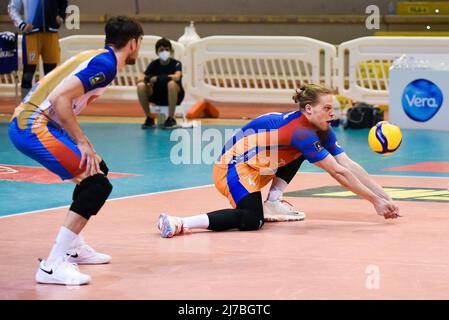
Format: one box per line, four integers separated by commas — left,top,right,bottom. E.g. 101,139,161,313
67,253,78,258
40,267,53,275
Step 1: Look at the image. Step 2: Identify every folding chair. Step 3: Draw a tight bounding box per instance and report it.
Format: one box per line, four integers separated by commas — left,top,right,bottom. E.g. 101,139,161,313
0,32,19,105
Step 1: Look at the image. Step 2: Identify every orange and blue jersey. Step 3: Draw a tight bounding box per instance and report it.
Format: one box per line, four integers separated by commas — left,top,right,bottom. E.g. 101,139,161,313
214,111,345,207
8,46,117,180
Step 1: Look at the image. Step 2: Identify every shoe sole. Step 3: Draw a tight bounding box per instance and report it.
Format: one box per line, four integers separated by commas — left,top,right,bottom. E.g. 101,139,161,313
36,272,90,285
66,258,111,265
264,213,306,222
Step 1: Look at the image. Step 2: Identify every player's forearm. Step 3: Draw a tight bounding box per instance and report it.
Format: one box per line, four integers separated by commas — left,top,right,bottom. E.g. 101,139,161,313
346,161,392,201
169,71,182,82
169,74,181,82
331,166,378,204
52,97,88,144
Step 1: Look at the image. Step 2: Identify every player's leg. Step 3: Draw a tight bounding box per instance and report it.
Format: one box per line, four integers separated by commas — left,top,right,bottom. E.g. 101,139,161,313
20,33,39,98
9,112,111,284
158,164,265,237
34,124,113,267
264,156,307,222
41,32,60,75
63,166,113,266
137,81,155,129
158,192,264,238
164,80,180,128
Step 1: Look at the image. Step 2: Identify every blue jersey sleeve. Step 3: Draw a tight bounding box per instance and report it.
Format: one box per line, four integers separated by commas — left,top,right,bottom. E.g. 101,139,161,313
319,127,345,156
75,54,117,93
291,128,330,163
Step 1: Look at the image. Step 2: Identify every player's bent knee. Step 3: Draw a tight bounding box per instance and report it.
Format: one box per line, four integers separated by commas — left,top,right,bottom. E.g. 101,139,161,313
167,80,178,90
239,209,264,231
137,82,146,91
70,174,113,219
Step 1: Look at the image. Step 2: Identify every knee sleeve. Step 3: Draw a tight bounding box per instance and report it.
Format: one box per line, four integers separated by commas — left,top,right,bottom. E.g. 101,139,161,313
99,159,109,176
72,160,109,200
21,64,37,89
206,192,264,231
236,192,264,231
70,174,113,219
238,209,264,231
43,63,57,75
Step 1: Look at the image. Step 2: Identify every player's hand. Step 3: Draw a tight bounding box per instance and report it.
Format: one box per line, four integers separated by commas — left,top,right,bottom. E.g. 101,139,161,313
23,24,33,32
374,198,401,220
78,139,100,176
56,16,64,26
150,76,158,84
143,76,156,86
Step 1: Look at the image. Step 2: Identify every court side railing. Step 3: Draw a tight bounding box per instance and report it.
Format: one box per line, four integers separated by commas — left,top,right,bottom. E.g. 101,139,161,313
5,35,449,106
185,36,336,104
336,36,449,105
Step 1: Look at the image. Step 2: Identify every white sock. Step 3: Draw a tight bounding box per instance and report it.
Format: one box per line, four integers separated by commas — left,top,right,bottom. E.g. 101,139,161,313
47,226,79,264
182,214,209,229
71,233,85,249
267,177,288,202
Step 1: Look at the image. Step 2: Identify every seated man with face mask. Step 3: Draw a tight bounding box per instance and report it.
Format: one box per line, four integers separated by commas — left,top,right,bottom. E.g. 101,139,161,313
137,37,185,129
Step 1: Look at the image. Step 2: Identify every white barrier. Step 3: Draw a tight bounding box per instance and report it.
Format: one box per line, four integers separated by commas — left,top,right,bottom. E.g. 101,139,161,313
0,35,185,100
4,35,449,107
336,36,449,105
185,36,336,104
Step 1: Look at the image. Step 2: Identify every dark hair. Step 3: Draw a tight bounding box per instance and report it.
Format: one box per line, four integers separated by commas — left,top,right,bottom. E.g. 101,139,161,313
155,38,172,52
105,16,144,49
292,84,333,110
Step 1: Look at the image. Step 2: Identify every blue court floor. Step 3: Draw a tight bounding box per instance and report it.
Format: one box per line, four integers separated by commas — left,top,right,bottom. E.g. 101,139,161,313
1,121,448,216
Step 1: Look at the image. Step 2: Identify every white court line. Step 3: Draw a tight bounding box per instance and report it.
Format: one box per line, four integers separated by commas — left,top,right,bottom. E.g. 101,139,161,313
0,184,214,219
303,171,449,179
1,171,447,219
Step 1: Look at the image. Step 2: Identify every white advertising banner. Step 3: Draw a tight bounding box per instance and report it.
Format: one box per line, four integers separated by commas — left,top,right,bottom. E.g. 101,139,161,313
389,55,449,131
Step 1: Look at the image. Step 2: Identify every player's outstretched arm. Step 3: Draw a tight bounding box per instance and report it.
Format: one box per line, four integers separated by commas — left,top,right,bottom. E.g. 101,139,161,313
334,153,395,202
314,154,400,219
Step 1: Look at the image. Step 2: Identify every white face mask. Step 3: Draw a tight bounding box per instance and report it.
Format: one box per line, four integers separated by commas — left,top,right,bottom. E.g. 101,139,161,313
159,51,170,61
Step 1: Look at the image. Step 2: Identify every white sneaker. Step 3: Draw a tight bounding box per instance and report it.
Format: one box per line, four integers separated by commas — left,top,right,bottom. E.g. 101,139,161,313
157,213,187,238
66,244,111,265
263,198,306,222
35,256,91,285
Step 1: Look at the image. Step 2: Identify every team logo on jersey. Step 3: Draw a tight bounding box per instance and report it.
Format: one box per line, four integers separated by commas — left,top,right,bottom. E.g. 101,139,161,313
314,141,324,151
89,72,106,86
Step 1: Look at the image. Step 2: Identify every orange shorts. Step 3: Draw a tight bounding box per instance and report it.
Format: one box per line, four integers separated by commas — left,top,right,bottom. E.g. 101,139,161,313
23,32,60,65
213,163,274,208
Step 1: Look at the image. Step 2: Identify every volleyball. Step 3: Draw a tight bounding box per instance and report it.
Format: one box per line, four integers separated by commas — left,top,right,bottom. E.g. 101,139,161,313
368,121,402,155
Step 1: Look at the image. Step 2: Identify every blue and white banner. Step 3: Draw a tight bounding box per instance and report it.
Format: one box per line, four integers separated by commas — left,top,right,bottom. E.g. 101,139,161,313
0,32,18,74
389,55,449,131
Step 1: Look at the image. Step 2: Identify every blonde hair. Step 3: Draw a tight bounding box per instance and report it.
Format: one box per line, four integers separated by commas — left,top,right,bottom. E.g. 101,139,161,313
292,84,333,110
